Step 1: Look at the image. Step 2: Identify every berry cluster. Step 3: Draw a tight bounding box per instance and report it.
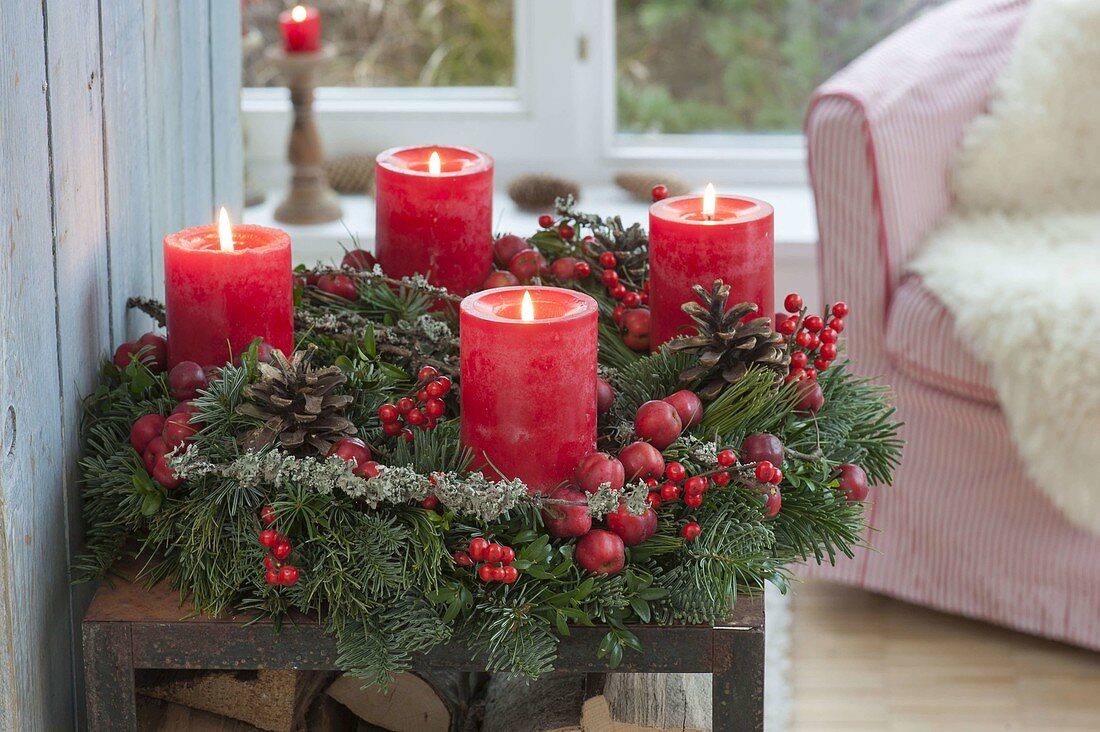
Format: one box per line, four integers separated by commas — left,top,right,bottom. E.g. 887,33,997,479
113,332,168,372
377,366,452,442
456,538,519,584
259,510,300,587
775,294,850,414
327,436,382,478
596,250,652,353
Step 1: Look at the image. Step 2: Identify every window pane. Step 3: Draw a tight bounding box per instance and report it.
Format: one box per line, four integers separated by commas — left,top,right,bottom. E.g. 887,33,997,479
243,0,515,89
616,0,948,134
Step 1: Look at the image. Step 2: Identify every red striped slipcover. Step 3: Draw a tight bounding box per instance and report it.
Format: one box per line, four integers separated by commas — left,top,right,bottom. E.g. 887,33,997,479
802,0,1100,650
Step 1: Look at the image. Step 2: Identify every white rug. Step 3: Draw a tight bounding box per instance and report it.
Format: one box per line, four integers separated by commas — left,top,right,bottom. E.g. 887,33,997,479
909,0,1100,533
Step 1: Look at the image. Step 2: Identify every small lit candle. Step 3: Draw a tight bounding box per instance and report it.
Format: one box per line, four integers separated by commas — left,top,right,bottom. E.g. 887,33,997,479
164,208,294,368
648,186,774,349
375,145,494,296
460,286,598,493
278,5,322,53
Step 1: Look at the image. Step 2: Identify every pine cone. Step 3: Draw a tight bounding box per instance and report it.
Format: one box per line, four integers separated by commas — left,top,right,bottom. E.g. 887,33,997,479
507,173,582,211
236,345,357,456
667,280,790,399
323,153,376,195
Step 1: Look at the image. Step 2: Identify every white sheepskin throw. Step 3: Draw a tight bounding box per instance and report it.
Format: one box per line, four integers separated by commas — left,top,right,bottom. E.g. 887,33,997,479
909,0,1100,532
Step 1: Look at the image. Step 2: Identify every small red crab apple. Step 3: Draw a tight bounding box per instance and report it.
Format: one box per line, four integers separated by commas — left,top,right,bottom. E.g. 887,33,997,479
575,529,625,576
574,451,625,493
542,486,593,538
634,399,682,450
606,503,658,546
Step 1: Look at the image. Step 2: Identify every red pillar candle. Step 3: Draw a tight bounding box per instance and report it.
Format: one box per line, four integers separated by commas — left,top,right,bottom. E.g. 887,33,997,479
648,186,774,349
278,5,322,53
375,146,493,296
461,286,598,493
165,210,294,368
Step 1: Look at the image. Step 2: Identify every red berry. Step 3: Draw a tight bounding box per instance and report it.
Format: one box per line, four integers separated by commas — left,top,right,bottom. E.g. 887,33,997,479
130,414,167,453
421,495,440,510
538,214,554,228
152,455,182,490
596,377,615,414
265,569,280,585
574,261,591,278
279,565,300,586
717,449,737,467
796,330,814,348
659,482,681,502
558,224,575,239
646,492,662,508
509,249,545,283
804,315,824,333
478,564,496,583
424,381,445,399
136,333,168,372
469,537,489,561
341,249,377,271
406,408,426,426
418,365,439,382
500,546,516,565
382,421,403,436
328,437,372,469
260,505,277,525
828,317,845,333
610,283,627,299
400,428,414,443
684,476,708,497
453,550,474,567
396,397,414,413
713,471,731,486
814,357,830,372
574,451,626,493
651,184,669,201
783,293,804,313
273,540,292,561
820,327,838,344
490,565,507,582
143,437,169,474
622,291,641,308
763,487,782,518
612,305,626,323
263,555,276,570
832,301,850,318
665,461,686,482
378,403,399,423
803,367,817,381
434,376,452,395
601,269,620,286
807,333,820,350
168,361,207,401
485,543,504,563
493,234,531,268
501,565,519,584
681,522,702,541
838,463,869,501
113,341,139,368
635,399,682,450
777,317,798,335
260,529,279,548
598,251,617,268
789,351,808,370
771,468,783,484
820,343,838,361
317,274,358,301
356,460,383,479
425,398,445,418
162,412,198,449
684,493,703,508
755,461,775,483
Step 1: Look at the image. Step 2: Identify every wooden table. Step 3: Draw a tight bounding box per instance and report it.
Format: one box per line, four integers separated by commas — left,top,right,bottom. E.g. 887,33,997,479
82,571,765,731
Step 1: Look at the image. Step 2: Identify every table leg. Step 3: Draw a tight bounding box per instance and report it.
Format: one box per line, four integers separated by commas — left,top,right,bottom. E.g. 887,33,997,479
712,626,765,732
83,622,137,731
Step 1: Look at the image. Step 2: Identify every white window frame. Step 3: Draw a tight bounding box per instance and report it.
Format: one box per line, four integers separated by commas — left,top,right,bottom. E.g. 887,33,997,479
241,0,808,190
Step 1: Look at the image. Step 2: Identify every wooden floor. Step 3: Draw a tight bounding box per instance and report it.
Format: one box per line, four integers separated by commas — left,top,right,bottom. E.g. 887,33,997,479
788,581,1100,731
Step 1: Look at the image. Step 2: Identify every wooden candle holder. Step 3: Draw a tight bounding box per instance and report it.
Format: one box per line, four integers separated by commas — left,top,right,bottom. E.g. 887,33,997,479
269,45,342,225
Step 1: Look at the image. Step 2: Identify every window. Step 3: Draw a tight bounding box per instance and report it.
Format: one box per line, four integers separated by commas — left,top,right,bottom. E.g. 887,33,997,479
241,1,948,189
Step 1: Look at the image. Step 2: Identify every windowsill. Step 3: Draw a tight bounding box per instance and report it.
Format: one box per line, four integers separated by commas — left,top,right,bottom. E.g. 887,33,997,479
245,183,818,267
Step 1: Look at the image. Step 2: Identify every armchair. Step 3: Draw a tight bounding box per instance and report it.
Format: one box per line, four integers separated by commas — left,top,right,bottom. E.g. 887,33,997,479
803,0,1100,650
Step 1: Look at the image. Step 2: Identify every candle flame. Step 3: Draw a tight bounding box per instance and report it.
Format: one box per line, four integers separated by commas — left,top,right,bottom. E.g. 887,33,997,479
520,290,535,322
702,183,716,219
218,207,234,252
428,150,442,176
290,5,308,22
